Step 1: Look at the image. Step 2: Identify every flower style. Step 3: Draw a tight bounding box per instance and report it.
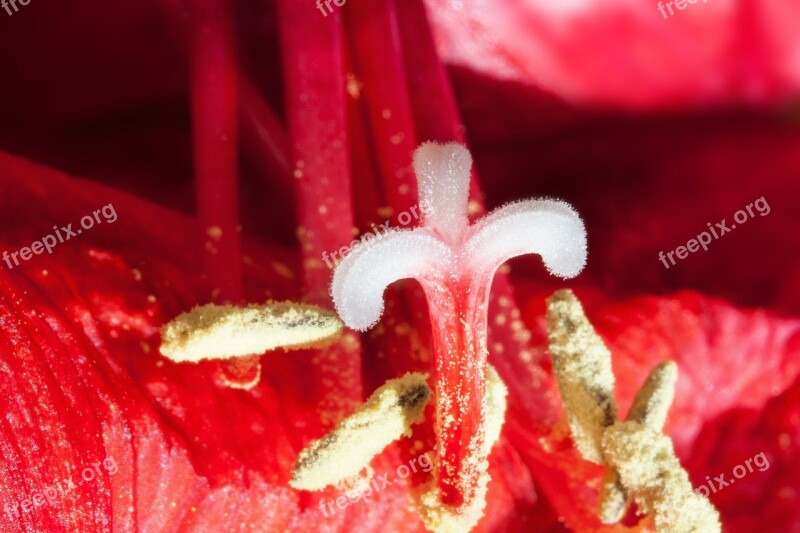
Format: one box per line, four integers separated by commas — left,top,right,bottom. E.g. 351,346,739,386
330,142,586,531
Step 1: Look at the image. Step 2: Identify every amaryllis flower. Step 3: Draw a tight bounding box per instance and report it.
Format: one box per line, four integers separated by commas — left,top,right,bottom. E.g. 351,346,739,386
0,0,799,532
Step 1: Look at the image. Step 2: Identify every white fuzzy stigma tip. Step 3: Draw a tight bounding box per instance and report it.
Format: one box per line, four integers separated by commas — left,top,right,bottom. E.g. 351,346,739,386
332,142,587,332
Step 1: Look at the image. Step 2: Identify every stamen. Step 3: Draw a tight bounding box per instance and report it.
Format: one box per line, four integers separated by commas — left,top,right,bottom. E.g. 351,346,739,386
546,290,719,529
546,289,617,463
290,372,431,491
597,469,629,525
626,361,678,429
599,362,677,523
160,301,342,363
602,422,721,533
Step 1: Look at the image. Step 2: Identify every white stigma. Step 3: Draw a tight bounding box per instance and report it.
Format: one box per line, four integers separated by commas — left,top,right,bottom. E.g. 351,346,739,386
332,142,587,332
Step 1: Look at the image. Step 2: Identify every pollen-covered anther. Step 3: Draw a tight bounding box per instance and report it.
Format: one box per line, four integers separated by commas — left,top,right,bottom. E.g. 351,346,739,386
545,290,718,528
159,301,343,363
290,372,431,491
599,360,678,523
546,289,617,463
627,361,678,429
602,422,721,533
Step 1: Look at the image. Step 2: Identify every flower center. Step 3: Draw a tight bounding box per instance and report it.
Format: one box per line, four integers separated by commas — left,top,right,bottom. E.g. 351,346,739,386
332,142,587,530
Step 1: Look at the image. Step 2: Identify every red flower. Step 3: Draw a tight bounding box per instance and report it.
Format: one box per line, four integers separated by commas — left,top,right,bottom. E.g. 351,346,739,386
0,0,798,532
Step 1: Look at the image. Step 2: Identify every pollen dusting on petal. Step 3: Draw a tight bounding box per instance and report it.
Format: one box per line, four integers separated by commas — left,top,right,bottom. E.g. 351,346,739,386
159,301,343,363
290,372,431,491
602,422,721,533
485,364,508,450
418,480,489,533
546,289,617,463
626,361,678,430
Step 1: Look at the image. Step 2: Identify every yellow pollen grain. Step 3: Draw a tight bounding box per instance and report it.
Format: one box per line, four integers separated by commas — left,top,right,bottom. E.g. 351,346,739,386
290,372,431,491
159,302,342,363
346,73,362,98
547,289,617,464
602,422,721,533
340,332,360,353
207,226,223,241
303,258,323,270
270,261,296,280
